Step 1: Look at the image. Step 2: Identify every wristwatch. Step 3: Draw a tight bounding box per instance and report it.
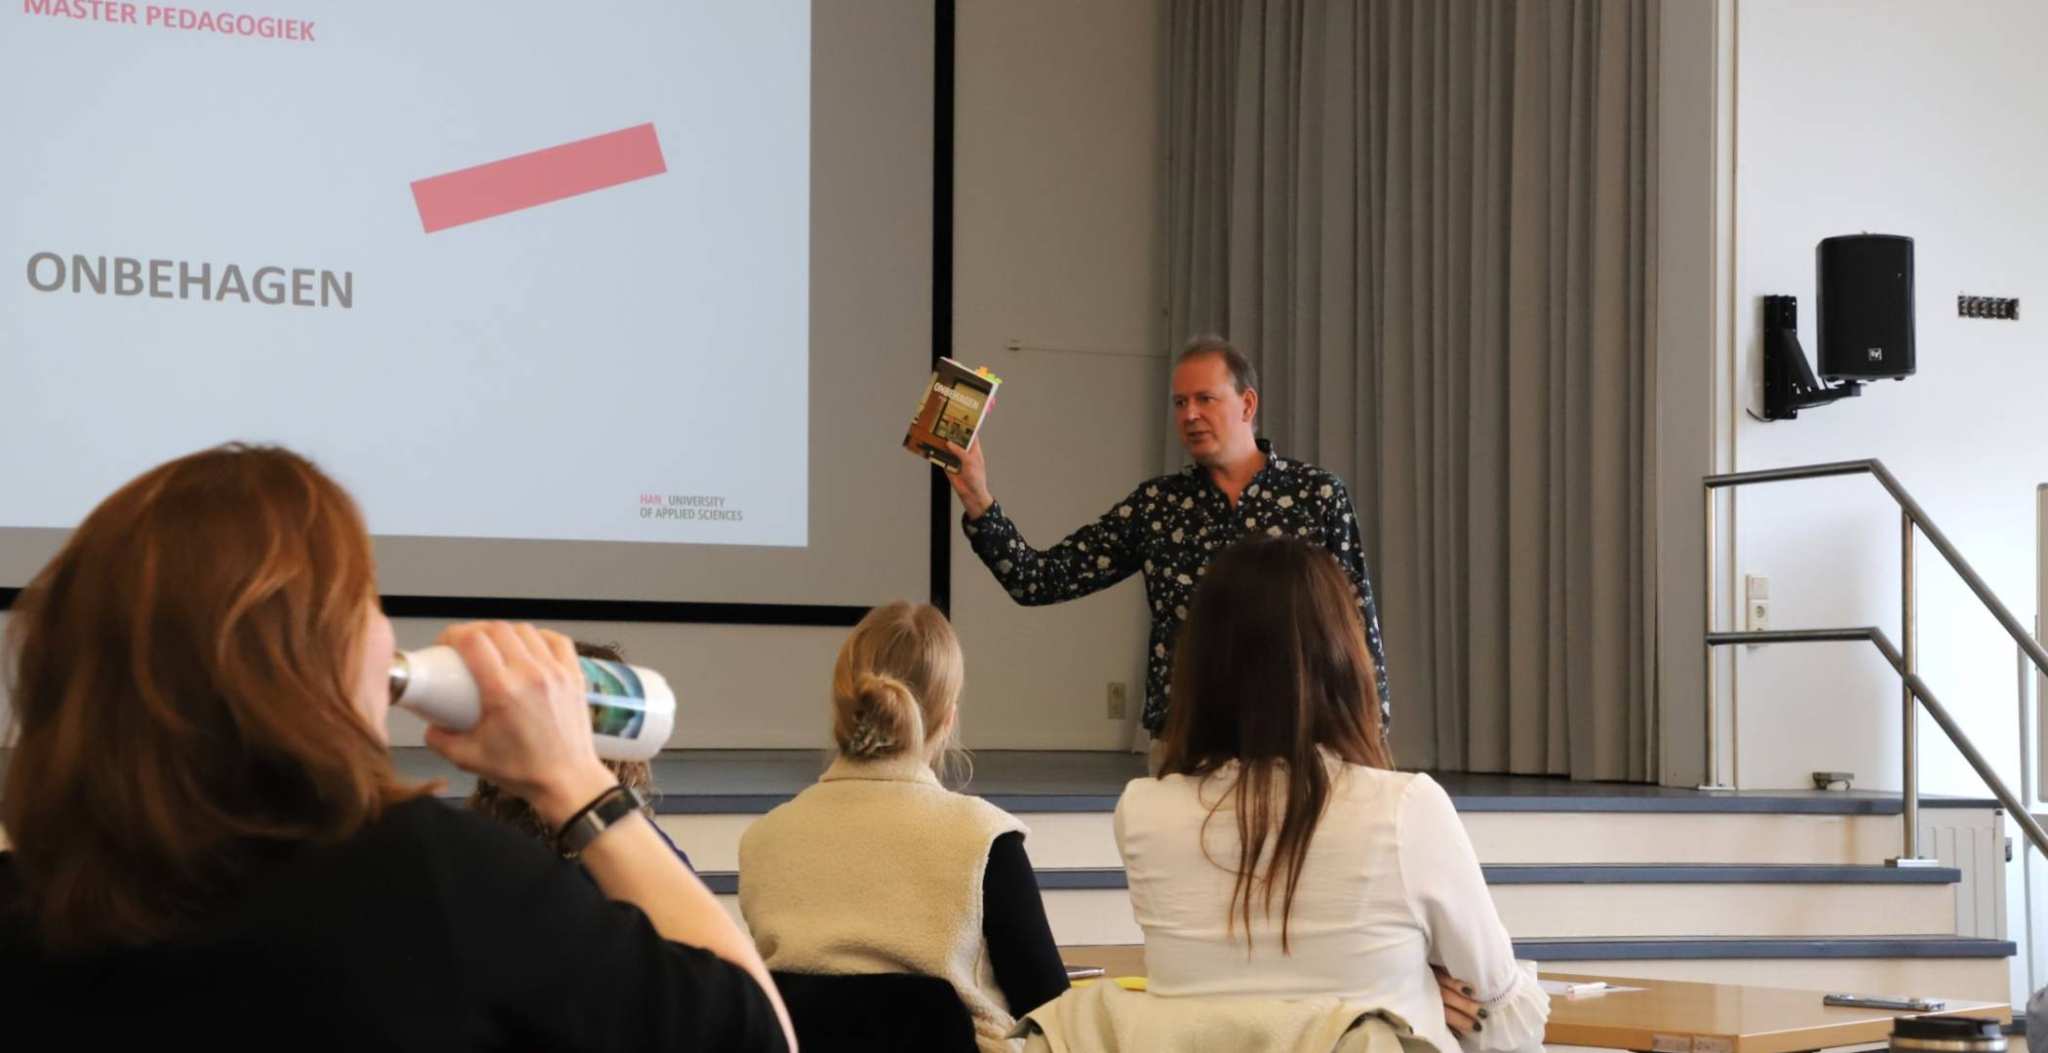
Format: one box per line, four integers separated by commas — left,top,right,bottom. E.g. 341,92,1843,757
554,784,648,860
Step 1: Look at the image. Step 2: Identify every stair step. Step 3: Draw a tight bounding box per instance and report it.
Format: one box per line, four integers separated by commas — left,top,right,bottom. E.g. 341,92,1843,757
651,790,1992,816
1517,935,2015,960
661,812,1125,871
699,871,1133,894
1057,941,2019,1003
1458,812,1916,866
396,748,1998,868
660,809,1998,871
1519,936,2019,1002
698,863,1962,893
393,748,1998,819
1483,864,1960,884
704,863,1962,942
1491,879,1956,939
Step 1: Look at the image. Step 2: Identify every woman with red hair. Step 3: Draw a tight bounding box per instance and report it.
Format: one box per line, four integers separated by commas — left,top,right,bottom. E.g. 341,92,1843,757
0,444,794,1051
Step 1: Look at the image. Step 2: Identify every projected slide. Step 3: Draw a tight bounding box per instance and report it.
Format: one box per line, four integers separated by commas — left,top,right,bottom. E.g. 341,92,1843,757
1,1,810,547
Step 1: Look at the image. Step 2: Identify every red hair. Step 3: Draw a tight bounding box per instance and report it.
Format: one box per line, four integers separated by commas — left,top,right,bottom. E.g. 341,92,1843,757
3,444,426,950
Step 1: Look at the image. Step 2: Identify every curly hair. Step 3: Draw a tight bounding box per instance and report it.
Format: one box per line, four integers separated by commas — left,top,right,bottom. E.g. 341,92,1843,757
463,640,658,839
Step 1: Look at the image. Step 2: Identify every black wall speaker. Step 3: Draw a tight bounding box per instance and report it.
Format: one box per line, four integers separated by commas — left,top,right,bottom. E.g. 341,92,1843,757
1817,233,1915,380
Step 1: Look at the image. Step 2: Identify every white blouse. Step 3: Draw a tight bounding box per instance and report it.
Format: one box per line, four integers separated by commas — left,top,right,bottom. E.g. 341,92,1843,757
1114,760,1548,1053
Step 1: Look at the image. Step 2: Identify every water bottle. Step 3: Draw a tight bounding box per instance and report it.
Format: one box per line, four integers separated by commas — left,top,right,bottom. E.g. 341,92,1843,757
390,646,676,762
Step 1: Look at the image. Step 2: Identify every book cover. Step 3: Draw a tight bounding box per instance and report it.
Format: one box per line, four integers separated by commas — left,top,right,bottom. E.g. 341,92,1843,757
903,358,1001,472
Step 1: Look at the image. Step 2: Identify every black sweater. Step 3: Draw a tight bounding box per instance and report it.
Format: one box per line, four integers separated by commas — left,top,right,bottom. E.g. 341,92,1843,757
981,830,1071,1015
0,798,786,1051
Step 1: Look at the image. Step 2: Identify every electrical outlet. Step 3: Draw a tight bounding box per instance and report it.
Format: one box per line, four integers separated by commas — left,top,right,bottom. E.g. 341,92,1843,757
1958,294,2020,320
1106,682,1128,720
1745,574,1771,634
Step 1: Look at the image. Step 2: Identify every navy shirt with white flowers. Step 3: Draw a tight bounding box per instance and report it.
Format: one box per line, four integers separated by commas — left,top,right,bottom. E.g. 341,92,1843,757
962,439,1390,734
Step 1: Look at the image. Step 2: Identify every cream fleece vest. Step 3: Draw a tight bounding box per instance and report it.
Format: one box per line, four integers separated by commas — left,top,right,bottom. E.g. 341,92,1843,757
739,754,1029,1053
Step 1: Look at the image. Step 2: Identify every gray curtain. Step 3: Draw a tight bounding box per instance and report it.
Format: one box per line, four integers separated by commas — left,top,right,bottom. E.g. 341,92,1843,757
1166,0,1660,781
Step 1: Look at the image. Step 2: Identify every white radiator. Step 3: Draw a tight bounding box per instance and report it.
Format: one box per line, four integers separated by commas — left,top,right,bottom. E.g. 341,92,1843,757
1921,808,2007,940
1920,807,2021,1008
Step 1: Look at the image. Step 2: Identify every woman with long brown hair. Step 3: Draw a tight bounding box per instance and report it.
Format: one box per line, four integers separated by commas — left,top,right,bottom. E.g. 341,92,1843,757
1114,537,1546,1053
0,444,794,1051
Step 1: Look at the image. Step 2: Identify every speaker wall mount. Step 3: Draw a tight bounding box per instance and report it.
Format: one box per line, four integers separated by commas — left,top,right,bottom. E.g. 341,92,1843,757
1758,233,1916,423
1761,294,1860,421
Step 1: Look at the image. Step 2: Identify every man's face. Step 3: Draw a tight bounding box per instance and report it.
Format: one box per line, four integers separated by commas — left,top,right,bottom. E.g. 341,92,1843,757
1171,354,1257,466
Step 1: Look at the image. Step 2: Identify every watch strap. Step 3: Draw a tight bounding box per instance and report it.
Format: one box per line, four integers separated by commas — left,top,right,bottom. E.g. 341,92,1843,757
554,784,646,859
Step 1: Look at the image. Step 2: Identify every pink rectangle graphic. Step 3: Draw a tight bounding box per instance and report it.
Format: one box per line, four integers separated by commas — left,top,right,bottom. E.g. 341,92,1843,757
410,123,667,233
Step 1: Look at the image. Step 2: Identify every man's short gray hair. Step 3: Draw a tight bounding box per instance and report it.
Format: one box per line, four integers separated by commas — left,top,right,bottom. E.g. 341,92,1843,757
1176,336,1258,396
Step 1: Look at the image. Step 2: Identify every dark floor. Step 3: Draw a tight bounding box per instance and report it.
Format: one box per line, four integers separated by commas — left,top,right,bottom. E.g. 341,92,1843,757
387,748,1996,816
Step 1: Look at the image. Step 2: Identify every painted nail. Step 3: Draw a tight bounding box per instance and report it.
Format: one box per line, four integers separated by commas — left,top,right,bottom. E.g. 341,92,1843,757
1463,986,1475,997
1478,1009,1491,1020
1475,1022,1486,1034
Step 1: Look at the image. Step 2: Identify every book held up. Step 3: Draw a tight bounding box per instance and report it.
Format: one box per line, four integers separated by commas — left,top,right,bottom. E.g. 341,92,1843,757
903,358,1001,472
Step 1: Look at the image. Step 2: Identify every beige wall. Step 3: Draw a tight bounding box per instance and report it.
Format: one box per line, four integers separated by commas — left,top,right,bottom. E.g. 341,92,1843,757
946,0,1166,749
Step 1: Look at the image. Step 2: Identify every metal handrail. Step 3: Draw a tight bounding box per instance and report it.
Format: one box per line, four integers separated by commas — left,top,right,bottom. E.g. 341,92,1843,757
1707,626,2048,857
1707,459,2048,674
1704,459,2048,864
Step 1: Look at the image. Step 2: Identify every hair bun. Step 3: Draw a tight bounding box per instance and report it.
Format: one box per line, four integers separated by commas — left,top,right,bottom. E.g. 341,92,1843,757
841,673,922,758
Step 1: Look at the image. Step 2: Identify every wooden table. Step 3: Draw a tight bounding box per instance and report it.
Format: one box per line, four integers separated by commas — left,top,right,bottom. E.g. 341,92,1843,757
1516,972,2002,1053
1056,949,2009,1053
1060,944,1146,978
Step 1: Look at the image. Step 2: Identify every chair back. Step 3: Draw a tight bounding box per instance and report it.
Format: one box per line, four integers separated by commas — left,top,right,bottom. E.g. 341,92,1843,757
770,970,979,1053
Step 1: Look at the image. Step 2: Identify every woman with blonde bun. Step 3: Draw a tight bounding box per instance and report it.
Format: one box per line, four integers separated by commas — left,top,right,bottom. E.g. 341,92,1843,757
739,601,1068,1052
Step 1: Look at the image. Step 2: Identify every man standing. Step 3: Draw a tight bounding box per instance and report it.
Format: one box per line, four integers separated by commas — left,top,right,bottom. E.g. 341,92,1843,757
943,337,1390,749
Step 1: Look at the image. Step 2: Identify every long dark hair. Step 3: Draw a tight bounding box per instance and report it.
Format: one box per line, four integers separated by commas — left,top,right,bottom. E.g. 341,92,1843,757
1156,537,1393,951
